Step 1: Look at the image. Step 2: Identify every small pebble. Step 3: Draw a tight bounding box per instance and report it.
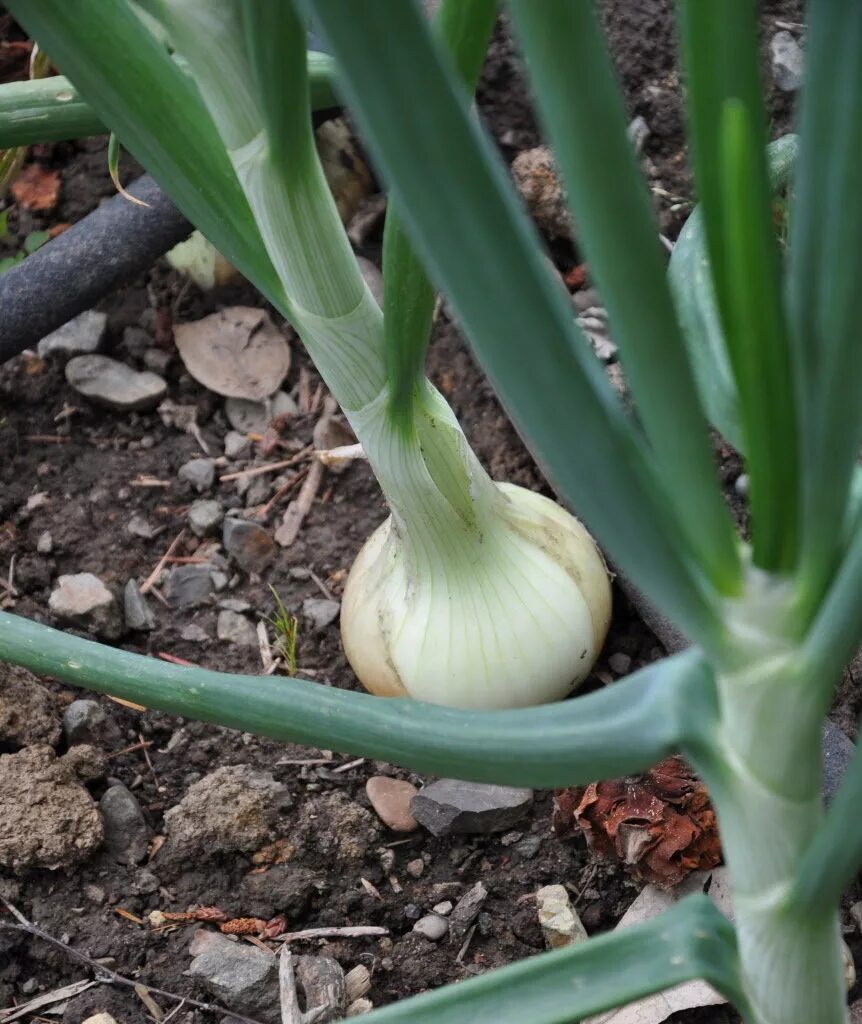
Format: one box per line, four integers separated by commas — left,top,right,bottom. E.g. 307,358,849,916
770,30,804,91
405,858,425,878
217,609,258,646
366,776,419,833
536,884,588,950
222,517,277,574
178,458,216,493
181,623,210,643
188,498,224,537
36,531,53,554
432,901,453,916
608,652,632,675
413,914,449,942
302,597,341,631
38,310,107,360
224,430,252,459
124,578,156,632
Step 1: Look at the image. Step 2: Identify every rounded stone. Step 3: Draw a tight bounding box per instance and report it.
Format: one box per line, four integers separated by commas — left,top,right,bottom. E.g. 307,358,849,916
365,776,419,833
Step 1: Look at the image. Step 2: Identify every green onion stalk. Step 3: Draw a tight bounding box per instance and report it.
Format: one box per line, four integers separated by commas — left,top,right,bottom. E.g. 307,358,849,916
155,0,611,711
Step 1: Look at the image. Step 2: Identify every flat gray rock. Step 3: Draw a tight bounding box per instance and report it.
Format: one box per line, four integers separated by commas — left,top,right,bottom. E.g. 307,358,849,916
217,609,258,646
63,699,122,748
411,780,533,837
164,564,214,609
302,597,340,631
187,930,280,1024
770,30,804,91
188,498,223,536
178,458,216,493
225,390,298,434
124,578,155,632
66,355,166,411
49,572,122,640
38,310,106,359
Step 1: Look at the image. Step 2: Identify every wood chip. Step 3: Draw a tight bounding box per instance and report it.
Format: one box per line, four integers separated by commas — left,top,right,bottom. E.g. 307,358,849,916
0,981,95,1023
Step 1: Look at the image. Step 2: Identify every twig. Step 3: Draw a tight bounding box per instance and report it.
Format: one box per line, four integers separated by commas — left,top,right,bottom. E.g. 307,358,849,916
25,434,72,444
140,529,186,594
273,926,388,942
219,447,312,483
279,948,303,1024
157,652,196,667
0,898,269,1024
275,460,324,547
257,467,309,518
307,569,334,601
106,739,154,760
456,924,477,964
0,980,96,1023
331,757,365,774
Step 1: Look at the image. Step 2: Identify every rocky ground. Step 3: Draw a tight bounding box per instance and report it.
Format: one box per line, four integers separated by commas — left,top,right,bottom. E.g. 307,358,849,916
4,5,860,1024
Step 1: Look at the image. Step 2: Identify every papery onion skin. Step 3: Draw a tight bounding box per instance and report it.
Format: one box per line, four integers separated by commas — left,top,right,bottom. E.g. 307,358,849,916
341,482,612,710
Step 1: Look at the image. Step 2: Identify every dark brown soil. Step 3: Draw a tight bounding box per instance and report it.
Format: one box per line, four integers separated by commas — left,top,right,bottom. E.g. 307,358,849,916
5,5,857,1024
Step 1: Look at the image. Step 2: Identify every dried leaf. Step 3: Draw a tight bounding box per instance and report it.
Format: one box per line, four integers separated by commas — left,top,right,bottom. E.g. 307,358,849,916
553,755,721,887
10,164,60,211
174,307,291,401
263,915,287,939
252,838,296,865
219,916,268,935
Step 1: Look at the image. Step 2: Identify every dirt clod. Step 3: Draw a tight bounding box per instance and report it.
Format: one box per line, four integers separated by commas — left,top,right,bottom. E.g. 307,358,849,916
163,764,292,863
0,744,103,870
0,663,61,749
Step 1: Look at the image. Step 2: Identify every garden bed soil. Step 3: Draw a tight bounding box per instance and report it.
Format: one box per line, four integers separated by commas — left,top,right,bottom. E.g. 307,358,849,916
4,4,858,1024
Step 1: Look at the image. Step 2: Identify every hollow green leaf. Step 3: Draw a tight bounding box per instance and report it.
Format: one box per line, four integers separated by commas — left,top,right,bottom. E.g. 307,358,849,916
362,895,747,1023
788,1,862,618
676,0,798,574
0,55,340,151
308,0,725,650
8,0,287,311
383,0,497,429
0,612,715,790
507,0,740,598
0,77,101,147
668,134,799,455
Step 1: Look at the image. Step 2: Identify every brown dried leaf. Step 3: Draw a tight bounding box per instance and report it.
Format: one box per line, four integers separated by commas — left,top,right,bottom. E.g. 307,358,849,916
553,755,722,888
174,307,291,401
10,164,60,211
251,838,296,865
263,915,286,939
219,916,268,935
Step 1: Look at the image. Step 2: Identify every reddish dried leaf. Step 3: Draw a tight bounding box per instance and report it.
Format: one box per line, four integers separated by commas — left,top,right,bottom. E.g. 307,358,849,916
48,222,71,239
564,263,588,290
219,917,268,935
553,755,722,888
10,164,60,212
252,838,295,865
263,915,286,939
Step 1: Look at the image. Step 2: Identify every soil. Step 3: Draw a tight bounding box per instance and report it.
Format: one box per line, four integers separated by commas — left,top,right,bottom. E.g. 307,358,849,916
3,5,858,1024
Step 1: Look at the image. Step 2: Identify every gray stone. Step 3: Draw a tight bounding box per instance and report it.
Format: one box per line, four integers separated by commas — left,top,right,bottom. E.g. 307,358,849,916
225,390,298,434
165,564,214,609
49,573,123,640
142,347,173,375
66,355,167,411
449,881,488,943
124,578,155,632
178,458,216,493
100,784,150,864
411,779,533,837
181,623,210,643
217,609,258,646
608,652,632,675
219,597,252,613
770,30,804,91
302,597,341,631
222,518,276,574
224,430,252,459
295,956,346,1024
127,513,158,539
412,914,448,942
187,930,280,1024
38,310,107,360
244,475,271,508
36,530,53,554
63,699,122,748
188,498,224,537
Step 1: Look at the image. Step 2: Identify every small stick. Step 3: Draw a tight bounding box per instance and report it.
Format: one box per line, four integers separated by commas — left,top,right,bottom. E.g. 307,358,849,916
274,926,388,942
25,434,72,444
106,739,154,760
140,528,186,594
275,460,324,547
279,947,303,1024
0,898,269,1024
164,555,209,565
307,569,335,601
456,924,477,964
258,467,309,518
219,447,312,483
157,652,196,667
331,757,365,774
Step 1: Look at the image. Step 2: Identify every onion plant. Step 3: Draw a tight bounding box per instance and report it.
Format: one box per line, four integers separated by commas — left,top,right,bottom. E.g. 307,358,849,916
1,1,861,1022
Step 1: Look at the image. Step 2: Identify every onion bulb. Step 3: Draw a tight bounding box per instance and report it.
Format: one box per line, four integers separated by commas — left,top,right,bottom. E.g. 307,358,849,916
340,388,612,710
